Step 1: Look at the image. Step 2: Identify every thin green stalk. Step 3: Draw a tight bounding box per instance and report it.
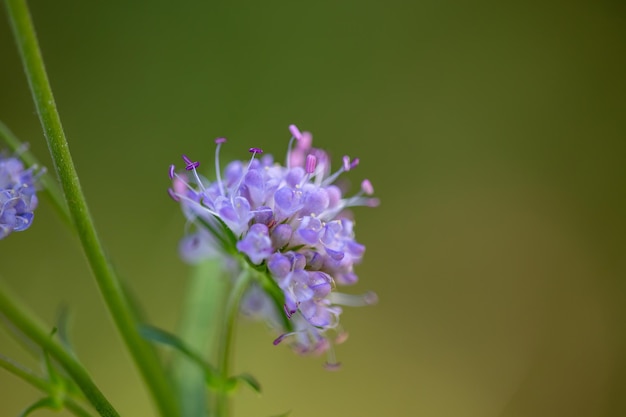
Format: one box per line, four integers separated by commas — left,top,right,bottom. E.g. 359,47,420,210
64,399,98,417
3,1,179,416
0,352,48,391
215,267,251,417
0,285,117,417
0,354,95,417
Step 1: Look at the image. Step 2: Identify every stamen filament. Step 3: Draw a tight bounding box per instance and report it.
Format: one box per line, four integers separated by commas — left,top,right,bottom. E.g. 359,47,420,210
214,138,227,196
233,147,263,202
328,291,378,306
171,192,219,218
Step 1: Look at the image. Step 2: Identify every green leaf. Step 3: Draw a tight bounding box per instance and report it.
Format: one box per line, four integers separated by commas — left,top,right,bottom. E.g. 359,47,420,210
42,349,59,384
269,411,292,417
0,315,41,358
139,325,221,388
56,305,73,353
229,372,262,395
18,397,57,417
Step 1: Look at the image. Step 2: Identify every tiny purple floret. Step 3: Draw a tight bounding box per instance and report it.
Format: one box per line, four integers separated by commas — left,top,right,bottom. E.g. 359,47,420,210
1,153,39,240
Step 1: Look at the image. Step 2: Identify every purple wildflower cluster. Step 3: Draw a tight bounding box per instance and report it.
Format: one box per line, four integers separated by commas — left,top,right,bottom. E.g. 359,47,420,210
1,152,38,240
169,125,378,367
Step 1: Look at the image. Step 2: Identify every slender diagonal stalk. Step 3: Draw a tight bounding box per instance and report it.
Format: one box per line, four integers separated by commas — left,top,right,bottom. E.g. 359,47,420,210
0,285,117,417
0,352,48,391
215,267,251,417
3,1,179,416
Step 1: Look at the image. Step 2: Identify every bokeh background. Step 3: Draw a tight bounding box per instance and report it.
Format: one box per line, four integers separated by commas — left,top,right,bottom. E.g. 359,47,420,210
1,0,625,416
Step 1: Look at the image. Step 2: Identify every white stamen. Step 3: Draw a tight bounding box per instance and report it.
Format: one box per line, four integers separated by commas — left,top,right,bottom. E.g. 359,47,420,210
214,139,226,196
328,291,378,307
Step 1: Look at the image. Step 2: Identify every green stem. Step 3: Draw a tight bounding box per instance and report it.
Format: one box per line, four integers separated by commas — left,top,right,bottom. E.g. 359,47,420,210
172,259,226,417
0,354,95,417
0,120,71,226
215,267,251,417
0,285,117,416
3,1,179,416
65,400,97,417
0,355,95,417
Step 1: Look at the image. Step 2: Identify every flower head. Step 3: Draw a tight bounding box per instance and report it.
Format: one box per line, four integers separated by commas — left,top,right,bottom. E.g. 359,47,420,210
170,125,378,367
1,151,39,240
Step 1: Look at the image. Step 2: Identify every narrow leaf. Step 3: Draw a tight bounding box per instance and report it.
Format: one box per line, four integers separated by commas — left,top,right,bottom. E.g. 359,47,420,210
140,325,221,387
232,372,262,395
18,397,56,417
269,411,292,417
55,305,75,356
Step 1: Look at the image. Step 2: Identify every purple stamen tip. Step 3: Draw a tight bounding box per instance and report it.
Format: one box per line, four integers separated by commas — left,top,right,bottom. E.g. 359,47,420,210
182,154,200,170
350,158,360,169
283,303,296,318
215,137,227,144
249,147,264,154
361,179,374,195
342,156,351,171
168,165,176,179
305,154,317,174
167,188,179,202
289,124,302,140
273,334,288,346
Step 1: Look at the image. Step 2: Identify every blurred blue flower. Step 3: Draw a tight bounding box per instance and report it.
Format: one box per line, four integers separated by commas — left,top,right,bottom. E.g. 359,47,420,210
0,152,39,240
170,125,378,367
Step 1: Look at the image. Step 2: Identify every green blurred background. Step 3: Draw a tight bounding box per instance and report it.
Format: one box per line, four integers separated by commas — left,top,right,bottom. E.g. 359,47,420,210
1,0,625,415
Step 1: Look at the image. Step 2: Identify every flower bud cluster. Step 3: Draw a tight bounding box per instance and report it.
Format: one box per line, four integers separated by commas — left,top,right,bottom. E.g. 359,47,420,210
1,152,38,240
169,125,378,367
